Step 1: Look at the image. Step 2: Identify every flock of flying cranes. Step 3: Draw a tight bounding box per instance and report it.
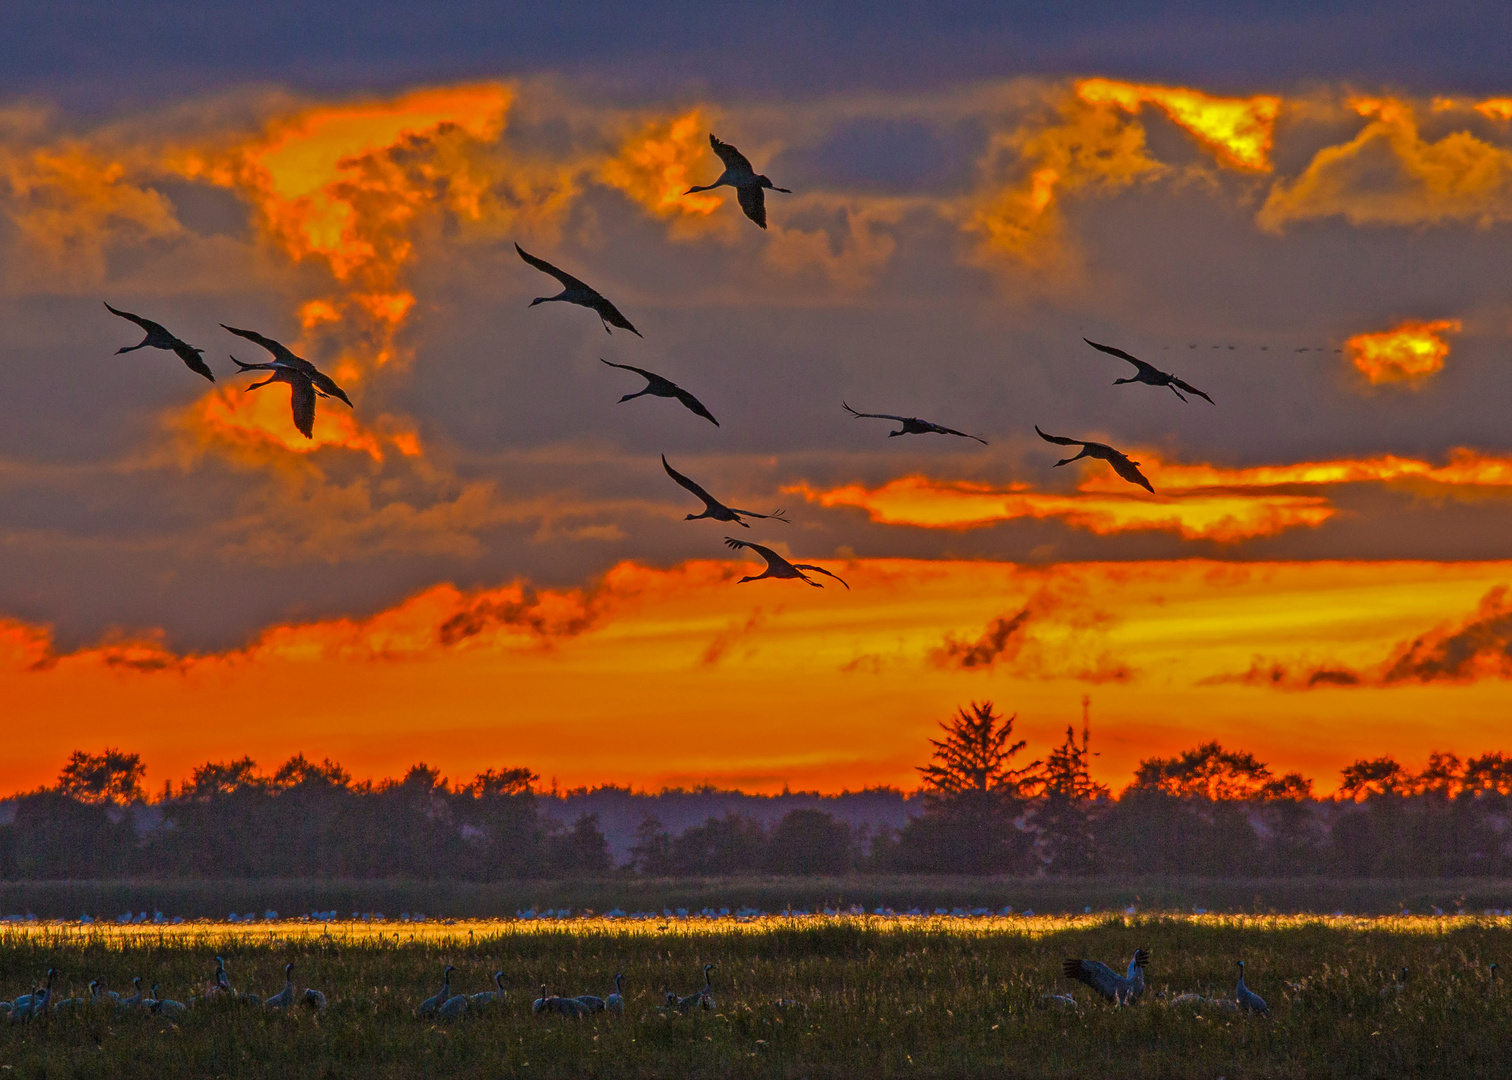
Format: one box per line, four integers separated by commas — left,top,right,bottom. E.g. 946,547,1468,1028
103,131,1217,592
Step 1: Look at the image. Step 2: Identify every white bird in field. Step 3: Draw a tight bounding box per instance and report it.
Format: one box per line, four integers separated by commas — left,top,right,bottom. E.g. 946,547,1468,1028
104,303,215,382
1063,949,1149,1005
671,964,716,1014
419,966,454,1018
600,359,719,425
724,536,849,589
1038,992,1079,1009
264,963,295,1010
303,987,327,1013
10,970,55,1021
606,974,625,1013
662,455,787,527
1235,960,1269,1015
150,985,188,1018
90,980,121,1006
515,244,641,336
843,402,987,444
470,971,505,1008
118,976,146,1014
437,992,467,1021
685,134,791,229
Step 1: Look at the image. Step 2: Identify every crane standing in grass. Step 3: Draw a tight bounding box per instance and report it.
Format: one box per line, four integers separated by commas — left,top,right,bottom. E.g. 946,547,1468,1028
1236,961,1269,1015
419,966,454,1018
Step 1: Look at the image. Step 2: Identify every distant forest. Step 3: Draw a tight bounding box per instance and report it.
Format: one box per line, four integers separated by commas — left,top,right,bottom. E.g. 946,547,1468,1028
2,702,1510,879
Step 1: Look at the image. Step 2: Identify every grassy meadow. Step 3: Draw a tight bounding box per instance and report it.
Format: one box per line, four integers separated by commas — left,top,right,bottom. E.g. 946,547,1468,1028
0,913,1508,1078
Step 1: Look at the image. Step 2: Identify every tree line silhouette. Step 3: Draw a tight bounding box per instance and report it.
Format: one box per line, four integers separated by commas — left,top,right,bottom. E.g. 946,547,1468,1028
2,704,1510,879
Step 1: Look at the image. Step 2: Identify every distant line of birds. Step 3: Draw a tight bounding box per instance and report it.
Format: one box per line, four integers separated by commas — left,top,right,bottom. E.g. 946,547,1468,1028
104,131,1229,591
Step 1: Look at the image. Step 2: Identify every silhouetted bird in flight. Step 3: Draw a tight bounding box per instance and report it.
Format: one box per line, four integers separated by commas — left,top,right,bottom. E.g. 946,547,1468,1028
220,324,353,406
1035,426,1154,492
724,537,848,589
232,357,321,439
843,402,987,444
104,303,215,382
600,359,718,425
1063,949,1149,1005
686,134,791,229
1083,338,1214,403
663,455,787,527
515,243,640,336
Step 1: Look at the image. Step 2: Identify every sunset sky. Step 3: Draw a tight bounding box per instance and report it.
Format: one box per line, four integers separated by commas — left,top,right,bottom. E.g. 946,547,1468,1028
4,3,1512,796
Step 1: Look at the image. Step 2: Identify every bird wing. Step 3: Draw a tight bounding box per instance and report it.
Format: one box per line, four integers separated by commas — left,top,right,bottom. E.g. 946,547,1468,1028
1104,450,1155,493
1035,426,1083,447
736,184,768,228
514,243,589,291
287,374,317,439
662,455,722,510
172,342,216,382
592,296,641,337
1170,376,1214,404
925,422,988,444
724,536,787,570
1063,959,1123,1001
104,302,165,336
221,324,300,366
710,134,754,173
308,371,353,407
792,564,850,590
599,357,654,380
1083,337,1160,377
844,403,911,423
673,385,720,426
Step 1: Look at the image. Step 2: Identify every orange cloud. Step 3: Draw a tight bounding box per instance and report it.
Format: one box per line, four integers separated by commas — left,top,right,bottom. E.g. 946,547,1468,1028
1475,99,1512,122
1345,318,1461,386
182,385,422,462
1207,584,1512,690
1259,95,1512,230
601,108,726,224
966,88,1163,266
0,144,181,282
788,475,1335,542
1074,78,1281,171
6,558,1512,796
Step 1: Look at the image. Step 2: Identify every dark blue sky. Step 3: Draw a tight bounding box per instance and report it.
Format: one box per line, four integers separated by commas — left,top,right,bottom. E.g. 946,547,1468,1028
7,1,1512,113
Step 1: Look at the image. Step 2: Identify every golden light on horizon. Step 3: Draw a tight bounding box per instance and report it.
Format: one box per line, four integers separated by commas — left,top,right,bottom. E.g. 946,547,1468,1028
1345,318,1461,385
4,559,1512,798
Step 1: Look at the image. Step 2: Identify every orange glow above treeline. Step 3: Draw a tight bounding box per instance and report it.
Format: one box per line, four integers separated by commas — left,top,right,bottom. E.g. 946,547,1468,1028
4,559,1512,797
1345,319,1461,385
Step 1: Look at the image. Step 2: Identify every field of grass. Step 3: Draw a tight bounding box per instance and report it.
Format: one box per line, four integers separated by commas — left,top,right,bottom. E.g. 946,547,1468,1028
1,913,1509,1078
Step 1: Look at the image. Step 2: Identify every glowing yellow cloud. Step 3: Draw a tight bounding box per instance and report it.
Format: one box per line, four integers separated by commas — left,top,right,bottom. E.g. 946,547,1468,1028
788,476,1333,542
967,92,1162,265
1259,95,1512,230
1345,319,1461,385
601,109,725,222
1075,78,1281,171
